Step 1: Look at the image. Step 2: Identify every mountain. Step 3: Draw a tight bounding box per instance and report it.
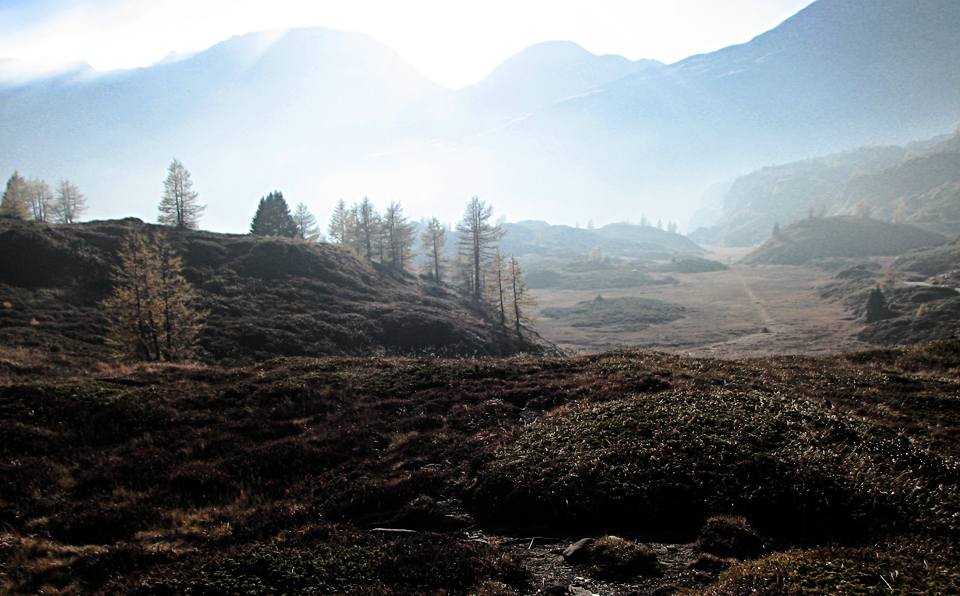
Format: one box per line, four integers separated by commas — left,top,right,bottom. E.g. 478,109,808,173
1,0,959,231
456,40,662,116
0,219,553,363
690,131,960,246
835,133,960,235
0,28,451,232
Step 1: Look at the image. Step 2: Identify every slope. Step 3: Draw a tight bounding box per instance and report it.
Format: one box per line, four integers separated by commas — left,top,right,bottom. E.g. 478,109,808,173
0,219,549,364
741,216,948,265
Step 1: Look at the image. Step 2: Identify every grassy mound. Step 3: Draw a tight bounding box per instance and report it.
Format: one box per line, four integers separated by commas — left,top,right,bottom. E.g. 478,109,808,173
541,296,686,330
693,542,960,596
469,386,959,542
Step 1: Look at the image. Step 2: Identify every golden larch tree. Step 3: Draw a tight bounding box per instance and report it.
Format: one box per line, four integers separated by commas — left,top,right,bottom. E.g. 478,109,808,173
104,230,205,361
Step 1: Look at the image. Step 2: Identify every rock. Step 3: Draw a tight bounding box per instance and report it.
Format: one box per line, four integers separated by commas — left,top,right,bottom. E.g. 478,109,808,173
562,538,594,563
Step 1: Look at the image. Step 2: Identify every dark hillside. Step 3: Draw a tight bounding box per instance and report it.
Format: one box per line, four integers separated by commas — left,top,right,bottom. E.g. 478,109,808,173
0,219,548,364
2,340,960,594
742,216,947,265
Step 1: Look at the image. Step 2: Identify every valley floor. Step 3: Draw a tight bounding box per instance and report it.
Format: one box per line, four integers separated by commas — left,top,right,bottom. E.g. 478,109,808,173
534,250,876,358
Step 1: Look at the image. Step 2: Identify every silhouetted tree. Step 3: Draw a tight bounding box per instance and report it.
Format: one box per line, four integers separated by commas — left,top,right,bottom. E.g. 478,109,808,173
250,191,297,237
456,196,504,301
158,159,204,228
103,230,204,362
772,222,782,239
1,171,28,219
421,217,447,284
55,179,86,224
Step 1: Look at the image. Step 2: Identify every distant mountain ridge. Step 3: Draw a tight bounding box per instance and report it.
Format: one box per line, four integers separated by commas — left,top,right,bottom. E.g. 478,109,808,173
690,131,960,246
1,0,958,232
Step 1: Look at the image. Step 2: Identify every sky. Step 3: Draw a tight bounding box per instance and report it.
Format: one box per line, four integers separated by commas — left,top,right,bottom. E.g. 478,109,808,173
0,0,816,89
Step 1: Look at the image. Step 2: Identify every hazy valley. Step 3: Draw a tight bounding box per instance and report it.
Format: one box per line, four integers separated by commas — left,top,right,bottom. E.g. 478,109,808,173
2,0,960,594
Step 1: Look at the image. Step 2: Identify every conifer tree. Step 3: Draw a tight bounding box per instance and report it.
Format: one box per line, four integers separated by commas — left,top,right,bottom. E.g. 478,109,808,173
55,179,86,224
103,230,204,362
508,255,538,340
456,196,505,301
487,248,508,327
292,202,321,241
158,159,204,229
0,171,28,219
327,199,350,246
382,201,415,272
351,197,378,261
250,191,298,237
421,217,447,284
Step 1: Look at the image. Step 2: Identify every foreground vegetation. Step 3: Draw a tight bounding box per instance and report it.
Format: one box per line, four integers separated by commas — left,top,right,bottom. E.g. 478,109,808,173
1,337,959,594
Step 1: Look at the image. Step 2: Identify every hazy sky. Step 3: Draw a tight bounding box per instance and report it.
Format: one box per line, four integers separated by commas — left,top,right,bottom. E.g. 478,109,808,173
1,0,815,88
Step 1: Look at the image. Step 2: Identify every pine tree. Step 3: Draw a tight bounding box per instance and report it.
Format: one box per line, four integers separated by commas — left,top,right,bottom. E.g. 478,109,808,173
26,178,58,222
292,202,321,241
55,179,86,224
421,217,447,284
456,196,505,301
1,171,28,219
103,230,204,362
507,255,538,341
250,191,298,237
158,159,204,229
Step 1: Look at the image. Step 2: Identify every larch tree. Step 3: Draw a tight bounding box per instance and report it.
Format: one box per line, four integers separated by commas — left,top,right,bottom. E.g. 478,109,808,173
292,202,322,242
55,179,86,224
382,201,415,272
250,191,297,237
103,230,205,362
507,255,538,341
420,217,447,284
456,196,505,301
351,197,378,261
0,171,28,219
487,248,508,327
26,178,58,222
158,159,204,229
327,199,350,246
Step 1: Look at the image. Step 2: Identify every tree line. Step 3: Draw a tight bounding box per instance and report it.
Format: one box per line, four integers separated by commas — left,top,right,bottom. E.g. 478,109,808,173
326,195,537,340
0,171,86,223
6,158,537,360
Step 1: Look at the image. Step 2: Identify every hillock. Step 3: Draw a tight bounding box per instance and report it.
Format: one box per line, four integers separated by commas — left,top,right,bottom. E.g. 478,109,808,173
742,216,947,265
0,219,550,365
